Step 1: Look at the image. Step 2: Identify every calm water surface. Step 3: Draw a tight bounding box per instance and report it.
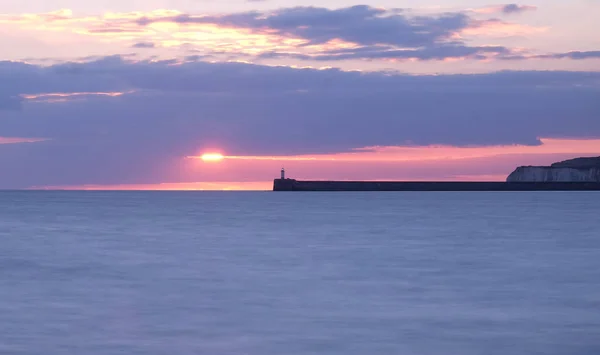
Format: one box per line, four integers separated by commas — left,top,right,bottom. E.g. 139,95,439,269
1,191,599,355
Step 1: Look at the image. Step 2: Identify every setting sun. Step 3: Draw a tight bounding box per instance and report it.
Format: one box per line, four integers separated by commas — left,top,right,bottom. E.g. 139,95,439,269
200,153,225,162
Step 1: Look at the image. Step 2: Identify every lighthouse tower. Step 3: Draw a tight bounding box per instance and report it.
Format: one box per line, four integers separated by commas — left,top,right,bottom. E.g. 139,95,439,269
281,168,285,179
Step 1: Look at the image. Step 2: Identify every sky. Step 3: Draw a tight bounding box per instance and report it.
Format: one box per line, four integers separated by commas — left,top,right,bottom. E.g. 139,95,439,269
0,0,599,190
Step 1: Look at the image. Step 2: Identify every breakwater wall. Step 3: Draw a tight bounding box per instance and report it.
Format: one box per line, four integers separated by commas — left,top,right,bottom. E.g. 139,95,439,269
273,179,600,191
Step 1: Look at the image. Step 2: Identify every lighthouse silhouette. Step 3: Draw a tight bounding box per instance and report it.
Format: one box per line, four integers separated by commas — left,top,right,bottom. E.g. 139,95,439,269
280,167,285,179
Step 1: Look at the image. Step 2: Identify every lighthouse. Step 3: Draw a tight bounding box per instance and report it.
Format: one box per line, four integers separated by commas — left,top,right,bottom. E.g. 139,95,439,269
281,168,285,179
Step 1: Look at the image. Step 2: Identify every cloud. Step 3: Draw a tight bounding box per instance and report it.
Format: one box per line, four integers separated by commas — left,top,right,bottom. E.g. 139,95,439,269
259,44,510,61
30,181,272,191
461,18,547,37
137,6,472,48
536,51,600,60
501,50,600,61
258,45,600,63
21,91,134,103
129,5,569,62
0,137,48,144
502,4,537,14
86,28,146,34
132,41,156,48
0,57,599,188
0,8,74,24
0,6,590,64
474,4,537,15
133,5,519,61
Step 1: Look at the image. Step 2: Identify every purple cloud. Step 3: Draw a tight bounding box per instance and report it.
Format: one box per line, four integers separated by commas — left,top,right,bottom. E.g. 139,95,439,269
0,57,598,188
130,5,569,61
537,51,600,60
132,42,156,49
259,44,510,61
500,51,600,61
502,4,537,14
136,6,473,49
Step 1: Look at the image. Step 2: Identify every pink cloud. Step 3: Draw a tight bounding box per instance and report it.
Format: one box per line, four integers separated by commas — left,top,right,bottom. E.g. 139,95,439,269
168,137,600,188
30,181,272,191
24,138,599,190
0,137,48,144
21,91,135,103
461,19,548,38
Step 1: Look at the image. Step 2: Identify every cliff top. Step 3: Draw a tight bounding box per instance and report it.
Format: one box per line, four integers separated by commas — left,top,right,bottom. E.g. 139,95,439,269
506,156,600,182
550,156,600,169
517,156,600,169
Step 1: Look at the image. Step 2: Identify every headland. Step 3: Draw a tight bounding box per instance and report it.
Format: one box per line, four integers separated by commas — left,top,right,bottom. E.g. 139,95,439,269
273,156,600,191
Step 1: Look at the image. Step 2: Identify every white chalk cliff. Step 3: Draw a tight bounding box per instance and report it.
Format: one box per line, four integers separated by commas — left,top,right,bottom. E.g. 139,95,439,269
507,157,600,182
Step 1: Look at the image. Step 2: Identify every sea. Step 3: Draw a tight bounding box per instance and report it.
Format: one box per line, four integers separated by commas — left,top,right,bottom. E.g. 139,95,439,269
1,191,599,355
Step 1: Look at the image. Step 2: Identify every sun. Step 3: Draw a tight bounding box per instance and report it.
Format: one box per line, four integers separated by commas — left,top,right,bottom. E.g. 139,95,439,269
200,153,225,162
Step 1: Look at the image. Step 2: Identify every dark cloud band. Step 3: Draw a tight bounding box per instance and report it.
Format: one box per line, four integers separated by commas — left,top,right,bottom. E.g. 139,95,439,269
0,57,598,187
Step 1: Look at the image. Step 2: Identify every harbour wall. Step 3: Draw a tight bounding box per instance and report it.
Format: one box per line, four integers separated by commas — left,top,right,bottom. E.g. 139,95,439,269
273,179,600,191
